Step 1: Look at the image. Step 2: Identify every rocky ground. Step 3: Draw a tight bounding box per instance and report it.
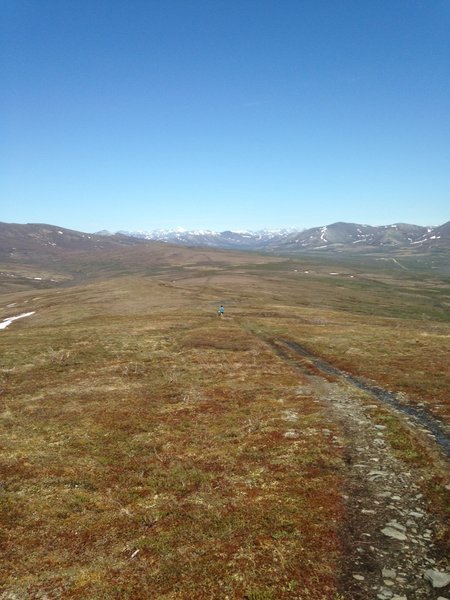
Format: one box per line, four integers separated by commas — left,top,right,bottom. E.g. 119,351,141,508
275,335,450,600
323,377,448,599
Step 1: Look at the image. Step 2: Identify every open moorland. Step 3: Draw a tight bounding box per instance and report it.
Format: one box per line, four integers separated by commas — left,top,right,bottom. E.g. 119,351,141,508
1,243,449,599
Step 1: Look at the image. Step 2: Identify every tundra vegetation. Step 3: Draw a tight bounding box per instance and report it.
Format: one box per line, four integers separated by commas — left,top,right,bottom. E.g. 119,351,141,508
0,245,449,599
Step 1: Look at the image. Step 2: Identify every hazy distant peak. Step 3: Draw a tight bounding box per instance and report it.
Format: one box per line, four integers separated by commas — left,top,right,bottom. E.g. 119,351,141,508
107,222,448,252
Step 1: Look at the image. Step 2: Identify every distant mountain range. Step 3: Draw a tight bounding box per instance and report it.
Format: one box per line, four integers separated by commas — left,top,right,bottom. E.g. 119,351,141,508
107,221,450,253
0,221,448,262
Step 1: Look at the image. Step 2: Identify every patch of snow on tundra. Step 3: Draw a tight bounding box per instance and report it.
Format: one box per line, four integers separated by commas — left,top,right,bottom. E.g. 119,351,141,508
0,312,35,330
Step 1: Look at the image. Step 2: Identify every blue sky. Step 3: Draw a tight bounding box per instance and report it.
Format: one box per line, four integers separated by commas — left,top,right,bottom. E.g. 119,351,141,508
1,0,449,233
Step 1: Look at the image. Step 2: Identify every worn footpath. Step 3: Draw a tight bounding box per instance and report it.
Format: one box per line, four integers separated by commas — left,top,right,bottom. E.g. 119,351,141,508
286,369,449,600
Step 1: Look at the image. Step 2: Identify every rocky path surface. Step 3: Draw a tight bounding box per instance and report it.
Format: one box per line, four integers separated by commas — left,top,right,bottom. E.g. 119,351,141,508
271,338,450,600
323,378,447,599
279,339,450,459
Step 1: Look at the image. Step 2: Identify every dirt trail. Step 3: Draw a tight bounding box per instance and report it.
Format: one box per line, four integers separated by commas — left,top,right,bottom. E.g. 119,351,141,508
266,337,450,599
276,339,450,459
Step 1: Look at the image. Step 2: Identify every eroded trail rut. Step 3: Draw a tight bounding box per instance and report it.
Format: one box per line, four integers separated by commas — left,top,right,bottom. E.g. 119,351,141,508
275,339,450,459
265,336,450,599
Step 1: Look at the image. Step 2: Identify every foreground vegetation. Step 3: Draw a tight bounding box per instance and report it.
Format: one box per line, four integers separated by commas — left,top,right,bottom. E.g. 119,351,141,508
1,248,449,598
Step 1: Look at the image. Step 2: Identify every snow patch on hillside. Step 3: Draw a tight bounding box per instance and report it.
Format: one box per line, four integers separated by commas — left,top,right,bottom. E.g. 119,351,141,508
0,312,35,330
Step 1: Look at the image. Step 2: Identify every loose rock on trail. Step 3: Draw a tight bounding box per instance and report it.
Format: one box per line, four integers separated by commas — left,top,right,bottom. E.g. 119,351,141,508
268,337,450,599
278,339,450,459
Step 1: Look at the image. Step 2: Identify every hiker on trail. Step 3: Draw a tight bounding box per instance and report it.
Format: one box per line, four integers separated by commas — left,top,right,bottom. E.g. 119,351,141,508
218,305,225,317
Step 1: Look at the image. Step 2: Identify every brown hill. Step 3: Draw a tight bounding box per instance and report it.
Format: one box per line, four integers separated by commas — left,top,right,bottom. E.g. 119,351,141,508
0,222,283,293
0,222,148,260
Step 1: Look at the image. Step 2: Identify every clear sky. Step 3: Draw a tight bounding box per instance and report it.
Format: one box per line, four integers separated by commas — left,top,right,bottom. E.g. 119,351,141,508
1,0,449,233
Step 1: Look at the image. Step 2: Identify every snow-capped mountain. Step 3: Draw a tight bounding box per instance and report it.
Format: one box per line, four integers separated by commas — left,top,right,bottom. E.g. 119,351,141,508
409,221,450,248
116,228,296,250
1,221,448,264
110,222,449,253
273,222,432,251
